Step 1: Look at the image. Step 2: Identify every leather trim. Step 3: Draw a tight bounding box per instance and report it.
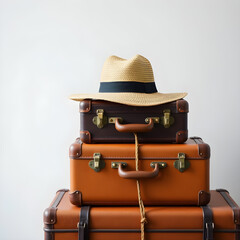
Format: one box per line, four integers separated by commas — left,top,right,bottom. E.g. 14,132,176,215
216,188,229,194
69,191,82,206
217,189,240,225
176,99,189,113
202,205,214,240
69,138,82,158
56,189,69,194
78,206,90,240
80,131,91,144
176,130,188,143
78,199,214,205
86,137,185,143
79,100,91,113
236,225,240,240
198,191,211,206
191,137,211,159
198,143,210,159
44,228,240,233
44,225,54,240
44,207,57,225
43,190,68,240
44,190,67,224
190,136,202,140
73,156,205,160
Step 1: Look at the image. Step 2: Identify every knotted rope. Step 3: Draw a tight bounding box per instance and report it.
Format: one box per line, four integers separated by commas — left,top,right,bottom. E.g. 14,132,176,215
134,133,147,240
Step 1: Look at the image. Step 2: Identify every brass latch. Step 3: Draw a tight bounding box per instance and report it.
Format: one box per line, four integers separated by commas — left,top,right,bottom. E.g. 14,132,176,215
92,109,107,128
174,153,190,172
89,153,105,172
160,109,174,128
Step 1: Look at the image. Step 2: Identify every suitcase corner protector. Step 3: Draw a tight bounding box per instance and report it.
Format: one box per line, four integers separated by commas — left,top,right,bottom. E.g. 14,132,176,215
69,190,82,206
198,190,211,206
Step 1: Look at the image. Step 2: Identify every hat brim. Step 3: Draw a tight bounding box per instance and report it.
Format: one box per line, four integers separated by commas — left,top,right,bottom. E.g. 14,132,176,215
69,92,187,106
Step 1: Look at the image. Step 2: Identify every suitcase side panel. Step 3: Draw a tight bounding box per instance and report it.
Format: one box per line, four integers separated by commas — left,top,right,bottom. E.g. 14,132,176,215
210,190,238,229
216,189,240,225
45,190,239,240
216,189,240,240
69,139,210,206
70,158,209,205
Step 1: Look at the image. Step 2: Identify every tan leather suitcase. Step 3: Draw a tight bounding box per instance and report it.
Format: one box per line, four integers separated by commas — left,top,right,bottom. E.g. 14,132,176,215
79,99,188,144
43,189,240,240
69,137,210,206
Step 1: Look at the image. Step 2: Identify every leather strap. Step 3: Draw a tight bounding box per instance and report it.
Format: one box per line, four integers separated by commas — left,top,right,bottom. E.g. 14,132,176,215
52,190,68,208
78,206,90,240
236,225,240,240
202,205,214,240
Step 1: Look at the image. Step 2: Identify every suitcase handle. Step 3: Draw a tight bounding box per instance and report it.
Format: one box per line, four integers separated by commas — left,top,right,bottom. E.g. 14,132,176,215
118,163,160,179
115,118,154,133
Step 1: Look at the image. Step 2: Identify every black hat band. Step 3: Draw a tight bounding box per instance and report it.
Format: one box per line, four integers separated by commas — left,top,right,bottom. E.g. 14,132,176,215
99,81,157,93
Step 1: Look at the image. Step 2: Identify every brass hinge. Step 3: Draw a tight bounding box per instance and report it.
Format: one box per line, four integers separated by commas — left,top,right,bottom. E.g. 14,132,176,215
174,153,190,172
160,109,174,128
89,153,105,172
92,109,108,128
150,162,167,168
145,117,160,124
111,162,128,168
108,117,123,124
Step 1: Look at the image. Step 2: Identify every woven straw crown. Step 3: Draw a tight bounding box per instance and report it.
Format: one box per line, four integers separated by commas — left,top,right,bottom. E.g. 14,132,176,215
100,55,154,83
70,55,187,106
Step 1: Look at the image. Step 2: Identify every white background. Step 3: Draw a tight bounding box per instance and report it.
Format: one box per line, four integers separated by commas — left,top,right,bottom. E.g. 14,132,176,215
0,0,240,239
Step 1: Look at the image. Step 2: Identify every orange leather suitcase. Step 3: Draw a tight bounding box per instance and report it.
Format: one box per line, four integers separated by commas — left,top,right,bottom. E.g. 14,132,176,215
69,137,210,206
43,189,240,240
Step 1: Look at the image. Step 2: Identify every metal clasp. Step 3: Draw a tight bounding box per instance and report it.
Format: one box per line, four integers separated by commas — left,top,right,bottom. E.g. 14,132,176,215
206,222,215,229
174,153,190,172
160,109,174,128
77,222,86,228
89,153,105,172
205,222,214,240
179,153,185,169
92,109,107,128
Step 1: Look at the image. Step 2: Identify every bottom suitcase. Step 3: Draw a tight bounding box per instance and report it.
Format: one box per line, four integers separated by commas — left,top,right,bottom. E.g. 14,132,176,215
44,189,240,240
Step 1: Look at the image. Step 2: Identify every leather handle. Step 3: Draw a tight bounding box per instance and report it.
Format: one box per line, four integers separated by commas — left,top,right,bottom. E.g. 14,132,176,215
115,118,154,133
118,163,160,179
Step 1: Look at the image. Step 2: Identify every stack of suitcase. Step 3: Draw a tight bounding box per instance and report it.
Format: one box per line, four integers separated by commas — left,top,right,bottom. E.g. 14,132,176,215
43,55,240,240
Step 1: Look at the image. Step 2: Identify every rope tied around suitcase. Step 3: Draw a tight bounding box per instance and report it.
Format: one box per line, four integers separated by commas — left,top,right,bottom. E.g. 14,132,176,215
134,133,147,240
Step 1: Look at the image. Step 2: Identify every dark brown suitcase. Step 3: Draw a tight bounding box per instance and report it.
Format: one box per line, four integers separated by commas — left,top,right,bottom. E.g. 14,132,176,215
69,137,210,206
79,99,188,143
44,189,240,240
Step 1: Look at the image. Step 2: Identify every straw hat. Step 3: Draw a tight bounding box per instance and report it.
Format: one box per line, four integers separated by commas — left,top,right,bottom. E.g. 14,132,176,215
70,55,187,106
